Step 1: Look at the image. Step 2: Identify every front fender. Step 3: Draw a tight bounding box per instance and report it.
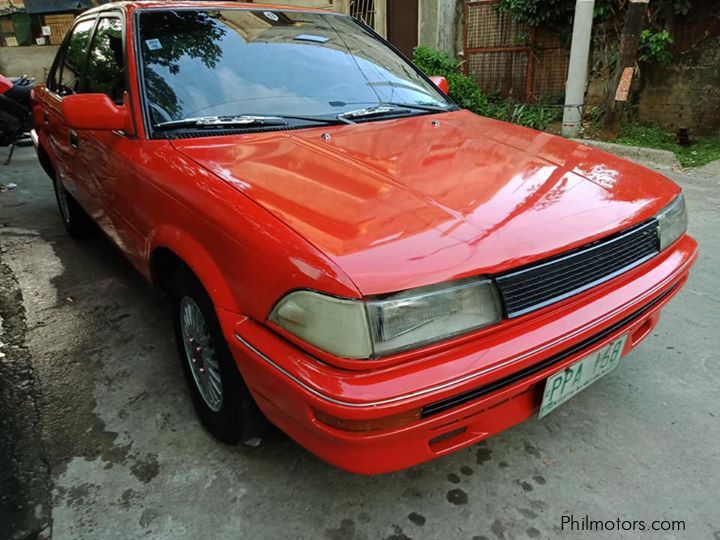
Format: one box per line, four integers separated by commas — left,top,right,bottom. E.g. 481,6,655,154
147,225,240,313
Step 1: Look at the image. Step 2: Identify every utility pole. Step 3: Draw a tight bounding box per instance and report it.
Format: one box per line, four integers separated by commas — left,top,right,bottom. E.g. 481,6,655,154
562,0,596,138
602,0,650,139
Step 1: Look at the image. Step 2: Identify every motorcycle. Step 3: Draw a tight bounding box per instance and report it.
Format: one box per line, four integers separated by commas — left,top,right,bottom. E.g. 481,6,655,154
0,73,36,165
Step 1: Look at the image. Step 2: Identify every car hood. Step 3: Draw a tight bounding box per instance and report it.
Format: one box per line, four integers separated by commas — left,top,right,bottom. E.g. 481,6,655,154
172,110,679,295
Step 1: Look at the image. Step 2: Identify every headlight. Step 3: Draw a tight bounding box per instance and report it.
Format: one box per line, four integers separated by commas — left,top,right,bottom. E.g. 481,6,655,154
657,194,687,251
268,290,372,359
366,278,502,356
269,277,502,359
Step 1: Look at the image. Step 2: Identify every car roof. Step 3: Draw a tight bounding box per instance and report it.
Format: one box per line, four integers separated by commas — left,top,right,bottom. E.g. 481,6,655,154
83,1,332,16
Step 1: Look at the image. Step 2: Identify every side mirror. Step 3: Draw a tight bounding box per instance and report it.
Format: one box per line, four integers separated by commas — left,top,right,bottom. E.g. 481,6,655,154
61,93,132,132
429,76,449,94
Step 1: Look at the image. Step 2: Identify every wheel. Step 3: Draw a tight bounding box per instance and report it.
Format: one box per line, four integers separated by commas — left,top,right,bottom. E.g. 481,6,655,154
170,268,265,444
53,177,94,237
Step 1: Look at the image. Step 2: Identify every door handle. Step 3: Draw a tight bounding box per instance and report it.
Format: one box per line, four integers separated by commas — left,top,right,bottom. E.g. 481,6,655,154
69,129,79,149
43,111,49,125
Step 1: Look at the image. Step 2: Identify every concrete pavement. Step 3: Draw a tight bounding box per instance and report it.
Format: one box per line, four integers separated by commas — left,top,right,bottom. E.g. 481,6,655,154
571,139,682,171
1,147,718,540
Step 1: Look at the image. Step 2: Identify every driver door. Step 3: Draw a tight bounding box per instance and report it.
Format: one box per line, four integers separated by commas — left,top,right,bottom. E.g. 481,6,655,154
74,14,145,259
44,17,97,214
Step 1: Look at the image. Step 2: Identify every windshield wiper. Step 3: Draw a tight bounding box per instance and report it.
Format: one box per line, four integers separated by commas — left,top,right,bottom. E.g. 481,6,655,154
337,102,455,121
153,115,289,130
383,101,458,112
153,114,347,131
337,105,412,121
276,114,353,125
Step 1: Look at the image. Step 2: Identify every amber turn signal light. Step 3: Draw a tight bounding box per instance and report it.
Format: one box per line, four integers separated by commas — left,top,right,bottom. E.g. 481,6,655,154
314,407,422,432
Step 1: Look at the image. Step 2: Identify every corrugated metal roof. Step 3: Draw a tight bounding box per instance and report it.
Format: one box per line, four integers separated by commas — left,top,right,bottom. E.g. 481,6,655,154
24,0,107,14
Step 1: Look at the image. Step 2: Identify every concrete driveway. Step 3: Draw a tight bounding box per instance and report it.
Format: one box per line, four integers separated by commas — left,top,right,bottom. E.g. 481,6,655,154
1,147,718,540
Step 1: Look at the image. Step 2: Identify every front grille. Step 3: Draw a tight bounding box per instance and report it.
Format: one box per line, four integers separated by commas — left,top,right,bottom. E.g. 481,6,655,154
421,283,677,418
496,220,660,318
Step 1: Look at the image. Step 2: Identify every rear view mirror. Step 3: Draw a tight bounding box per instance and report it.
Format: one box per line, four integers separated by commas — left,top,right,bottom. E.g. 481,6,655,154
429,76,449,94
61,93,132,132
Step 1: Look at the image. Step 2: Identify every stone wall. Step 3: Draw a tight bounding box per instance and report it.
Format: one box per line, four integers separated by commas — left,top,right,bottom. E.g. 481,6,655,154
0,45,60,82
584,37,720,136
637,37,720,136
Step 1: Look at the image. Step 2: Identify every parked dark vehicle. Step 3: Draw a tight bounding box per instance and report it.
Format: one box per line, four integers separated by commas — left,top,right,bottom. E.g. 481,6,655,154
0,73,35,165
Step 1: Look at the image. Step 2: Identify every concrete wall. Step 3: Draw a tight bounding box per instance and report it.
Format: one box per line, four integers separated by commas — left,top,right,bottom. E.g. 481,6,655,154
0,45,60,82
418,0,459,56
585,37,720,136
637,37,720,136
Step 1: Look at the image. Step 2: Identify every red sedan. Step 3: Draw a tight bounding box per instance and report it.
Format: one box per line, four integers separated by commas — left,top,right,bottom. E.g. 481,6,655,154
31,2,697,474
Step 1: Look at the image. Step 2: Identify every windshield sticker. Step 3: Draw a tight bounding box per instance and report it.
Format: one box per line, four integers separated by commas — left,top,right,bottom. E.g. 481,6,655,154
145,38,162,51
263,11,279,22
294,34,329,44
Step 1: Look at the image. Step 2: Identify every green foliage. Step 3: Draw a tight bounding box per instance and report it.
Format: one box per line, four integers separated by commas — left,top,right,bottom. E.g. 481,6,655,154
586,105,604,126
412,46,489,114
639,30,674,66
494,101,562,131
680,138,720,168
497,0,575,27
498,0,695,55
412,46,561,131
500,0,696,28
616,124,673,148
616,124,720,168
673,0,692,16
592,1,616,22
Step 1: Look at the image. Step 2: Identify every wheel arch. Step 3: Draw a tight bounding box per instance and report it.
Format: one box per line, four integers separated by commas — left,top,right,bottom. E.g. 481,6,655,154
36,141,55,180
147,226,240,314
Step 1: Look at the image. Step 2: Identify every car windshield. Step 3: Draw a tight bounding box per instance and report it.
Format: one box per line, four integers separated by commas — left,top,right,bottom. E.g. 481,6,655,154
136,8,452,127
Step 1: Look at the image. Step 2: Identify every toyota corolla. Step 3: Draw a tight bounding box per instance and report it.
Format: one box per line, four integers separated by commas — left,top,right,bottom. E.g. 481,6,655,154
31,1,697,474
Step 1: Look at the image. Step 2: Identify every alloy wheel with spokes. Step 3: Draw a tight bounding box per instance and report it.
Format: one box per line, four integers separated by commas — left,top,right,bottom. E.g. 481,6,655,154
52,176,94,237
180,296,223,412
170,269,266,444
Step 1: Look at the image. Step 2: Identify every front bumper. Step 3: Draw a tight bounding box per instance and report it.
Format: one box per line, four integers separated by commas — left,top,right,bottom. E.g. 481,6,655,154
219,235,697,474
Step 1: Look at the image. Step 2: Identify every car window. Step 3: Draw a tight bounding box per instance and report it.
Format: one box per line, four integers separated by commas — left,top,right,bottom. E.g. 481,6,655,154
137,9,451,125
85,17,126,103
48,52,62,90
53,18,96,96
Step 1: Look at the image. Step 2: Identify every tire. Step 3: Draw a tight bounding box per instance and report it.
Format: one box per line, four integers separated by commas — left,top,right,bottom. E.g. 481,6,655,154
52,177,94,238
170,268,265,444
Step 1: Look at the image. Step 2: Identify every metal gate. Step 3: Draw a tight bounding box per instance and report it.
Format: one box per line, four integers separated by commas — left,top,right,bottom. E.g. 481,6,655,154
463,0,569,101
350,0,375,28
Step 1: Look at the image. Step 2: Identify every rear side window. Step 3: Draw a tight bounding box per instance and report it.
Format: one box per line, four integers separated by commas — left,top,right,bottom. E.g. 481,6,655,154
52,18,95,96
85,17,126,103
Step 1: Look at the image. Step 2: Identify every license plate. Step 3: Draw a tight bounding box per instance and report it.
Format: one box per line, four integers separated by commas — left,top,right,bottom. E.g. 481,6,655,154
539,334,628,419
